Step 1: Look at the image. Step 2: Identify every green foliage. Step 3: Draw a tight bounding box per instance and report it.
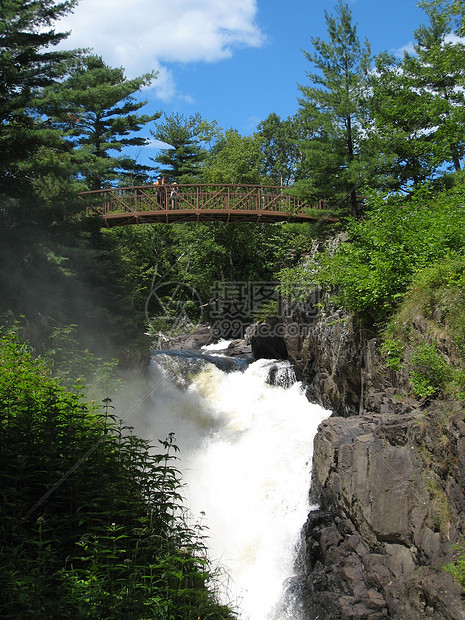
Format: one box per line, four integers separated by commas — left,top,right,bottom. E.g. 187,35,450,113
411,256,465,355
444,540,465,590
280,179,465,401
202,130,265,184
0,4,155,361
381,254,465,398
38,54,158,190
151,113,220,183
43,324,101,383
380,338,404,371
370,7,465,191
369,51,439,191
0,337,235,618
409,343,451,398
0,0,78,196
280,182,465,322
41,323,124,397
296,0,372,217
107,221,313,333
418,0,465,39
0,204,150,376
256,113,300,185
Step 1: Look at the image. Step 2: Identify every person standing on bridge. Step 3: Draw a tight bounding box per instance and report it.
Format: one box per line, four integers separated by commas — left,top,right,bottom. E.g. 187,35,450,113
170,182,179,210
154,176,166,208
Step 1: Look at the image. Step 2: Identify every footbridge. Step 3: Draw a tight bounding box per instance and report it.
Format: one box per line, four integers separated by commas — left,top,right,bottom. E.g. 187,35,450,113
79,183,329,226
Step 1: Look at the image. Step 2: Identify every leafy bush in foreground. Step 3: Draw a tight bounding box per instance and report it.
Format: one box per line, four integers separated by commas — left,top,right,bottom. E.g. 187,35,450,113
0,336,234,619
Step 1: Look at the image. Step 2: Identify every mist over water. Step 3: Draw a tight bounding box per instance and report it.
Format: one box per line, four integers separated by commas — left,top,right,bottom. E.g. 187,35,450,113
130,349,331,620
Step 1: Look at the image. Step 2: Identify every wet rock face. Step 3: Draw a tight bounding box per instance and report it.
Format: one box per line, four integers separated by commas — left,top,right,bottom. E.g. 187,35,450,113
279,294,368,417
278,290,415,418
160,325,213,350
272,294,465,619
247,296,368,415
306,412,465,619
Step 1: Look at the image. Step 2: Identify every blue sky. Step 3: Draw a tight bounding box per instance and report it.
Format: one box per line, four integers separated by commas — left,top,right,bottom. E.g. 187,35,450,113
58,0,427,161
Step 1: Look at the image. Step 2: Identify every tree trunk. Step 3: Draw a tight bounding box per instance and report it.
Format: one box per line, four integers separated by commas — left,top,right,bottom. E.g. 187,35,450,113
346,114,359,219
350,187,359,219
450,143,461,171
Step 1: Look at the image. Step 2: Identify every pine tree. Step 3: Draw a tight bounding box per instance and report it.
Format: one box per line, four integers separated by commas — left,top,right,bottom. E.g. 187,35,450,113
418,0,465,34
405,7,465,172
369,51,437,191
0,0,78,195
150,113,219,183
39,54,159,189
370,6,465,190
296,1,371,218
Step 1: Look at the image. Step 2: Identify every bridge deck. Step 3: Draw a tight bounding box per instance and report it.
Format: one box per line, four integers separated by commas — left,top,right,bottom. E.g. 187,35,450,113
79,183,330,226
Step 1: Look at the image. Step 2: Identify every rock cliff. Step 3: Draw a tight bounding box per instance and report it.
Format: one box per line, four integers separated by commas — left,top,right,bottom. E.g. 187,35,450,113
252,296,465,619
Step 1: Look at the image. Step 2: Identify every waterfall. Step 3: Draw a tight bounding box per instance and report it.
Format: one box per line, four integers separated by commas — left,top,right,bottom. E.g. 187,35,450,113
129,347,331,619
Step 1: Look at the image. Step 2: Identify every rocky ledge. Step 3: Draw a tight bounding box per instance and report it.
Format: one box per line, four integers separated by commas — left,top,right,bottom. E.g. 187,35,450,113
157,324,251,356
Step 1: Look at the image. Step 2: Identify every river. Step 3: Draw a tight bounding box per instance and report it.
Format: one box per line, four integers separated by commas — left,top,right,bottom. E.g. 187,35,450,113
129,342,331,619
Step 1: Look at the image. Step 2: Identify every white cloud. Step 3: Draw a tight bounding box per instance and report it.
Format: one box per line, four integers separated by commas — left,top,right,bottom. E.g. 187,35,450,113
149,63,177,102
393,33,465,58
57,0,264,101
143,138,174,150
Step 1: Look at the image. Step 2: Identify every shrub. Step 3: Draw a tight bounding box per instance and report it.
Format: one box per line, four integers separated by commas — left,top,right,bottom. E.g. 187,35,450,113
444,540,465,590
409,343,451,399
280,185,465,322
0,336,235,619
412,257,465,358
381,338,404,371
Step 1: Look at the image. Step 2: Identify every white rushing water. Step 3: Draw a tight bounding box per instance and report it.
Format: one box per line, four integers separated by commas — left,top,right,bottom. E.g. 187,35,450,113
130,350,331,620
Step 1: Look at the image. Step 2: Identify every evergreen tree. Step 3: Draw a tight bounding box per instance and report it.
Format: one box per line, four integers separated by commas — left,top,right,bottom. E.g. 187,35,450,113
39,54,159,189
150,113,219,183
370,6,465,190
369,51,438,191
0,0,78,196
296,1,371,218
418,0,465,34
405,8,465,172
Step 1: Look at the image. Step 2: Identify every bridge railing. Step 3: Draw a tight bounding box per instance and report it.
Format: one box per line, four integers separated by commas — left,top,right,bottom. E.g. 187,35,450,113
79,183,329,217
